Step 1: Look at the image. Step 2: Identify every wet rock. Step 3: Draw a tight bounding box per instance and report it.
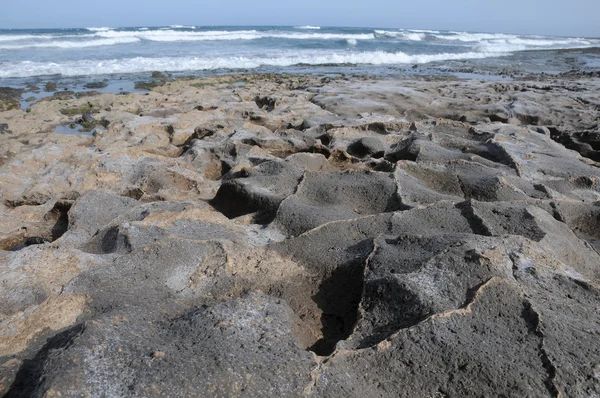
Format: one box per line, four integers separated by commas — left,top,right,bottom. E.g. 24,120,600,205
83,81,108,89
134,81,165,90
0,87,22,111
52,90,74,100
81,111,95,124
151,71,167,80
74,90,101,99
43,82,57,92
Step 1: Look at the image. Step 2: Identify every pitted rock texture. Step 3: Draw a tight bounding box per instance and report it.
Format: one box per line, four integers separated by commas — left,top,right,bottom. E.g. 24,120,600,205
1,73,599,397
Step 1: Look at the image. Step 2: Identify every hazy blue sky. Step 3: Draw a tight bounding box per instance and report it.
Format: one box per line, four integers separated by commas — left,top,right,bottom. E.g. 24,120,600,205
1,0,598,37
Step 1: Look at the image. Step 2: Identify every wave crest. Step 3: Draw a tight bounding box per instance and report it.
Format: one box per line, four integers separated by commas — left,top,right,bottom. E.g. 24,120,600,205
86,27,113,32
93,29,374,41
0,37,140,49
375,30,426,41
0,50,504,78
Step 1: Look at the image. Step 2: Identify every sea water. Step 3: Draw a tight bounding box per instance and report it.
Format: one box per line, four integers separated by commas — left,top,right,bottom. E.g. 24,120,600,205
0,25,598,87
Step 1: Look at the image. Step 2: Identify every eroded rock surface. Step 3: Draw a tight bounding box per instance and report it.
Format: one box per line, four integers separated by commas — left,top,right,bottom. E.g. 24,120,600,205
1,74,599,397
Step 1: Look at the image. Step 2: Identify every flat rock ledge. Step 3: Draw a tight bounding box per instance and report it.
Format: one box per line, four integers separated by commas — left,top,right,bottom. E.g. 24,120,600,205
0,74,599,397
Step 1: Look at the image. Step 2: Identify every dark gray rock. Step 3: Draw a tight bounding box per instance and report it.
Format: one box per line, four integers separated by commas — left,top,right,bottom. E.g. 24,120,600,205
254,96,277,112
0,87,22,111
346,233,511,349
0,123,12,135
273,170,401,236
286,153,334,171
68,190,137,235
210,159,304,222
513,269,600,398
43,82,57,92
6,293,315,398
83,81,108,89
347,137,387,158
316,279,553,397
84,202,245,255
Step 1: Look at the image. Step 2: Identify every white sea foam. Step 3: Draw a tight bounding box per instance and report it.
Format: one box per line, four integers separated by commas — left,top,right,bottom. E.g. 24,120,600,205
94,29,375,41
408,29,440,34
375,30,426,41
2,28,597,48
490,36,594,50
404,33,427,41
0,50,504,78
169,25,197,29
431,31,598,52
0,33,100,42
2,27,598,79
295,26,321,30
0,34,55,41
2,28,596,52
0,37,140,50
0,33,99,43
86,27,113,32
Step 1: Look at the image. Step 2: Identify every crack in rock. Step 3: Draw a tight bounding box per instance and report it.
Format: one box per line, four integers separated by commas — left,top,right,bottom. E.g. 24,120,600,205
521,300,561,398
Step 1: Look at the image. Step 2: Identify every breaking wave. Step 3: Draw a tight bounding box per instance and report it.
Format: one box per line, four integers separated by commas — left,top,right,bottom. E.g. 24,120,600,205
86,27,113,32
375,30,427,41
93,29,375,41
0,50,503,78
0,37,140,49
1,26,598,79
373,29,599,52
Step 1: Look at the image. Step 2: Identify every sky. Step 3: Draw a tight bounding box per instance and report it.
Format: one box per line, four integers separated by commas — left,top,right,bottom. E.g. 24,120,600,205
1,0,598,37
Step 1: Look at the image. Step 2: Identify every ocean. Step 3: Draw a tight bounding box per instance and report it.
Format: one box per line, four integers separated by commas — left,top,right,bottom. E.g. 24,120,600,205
1,25,599,92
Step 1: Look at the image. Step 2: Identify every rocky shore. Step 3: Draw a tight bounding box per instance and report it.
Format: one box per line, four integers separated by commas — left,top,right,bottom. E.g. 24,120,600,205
1,72,599,397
